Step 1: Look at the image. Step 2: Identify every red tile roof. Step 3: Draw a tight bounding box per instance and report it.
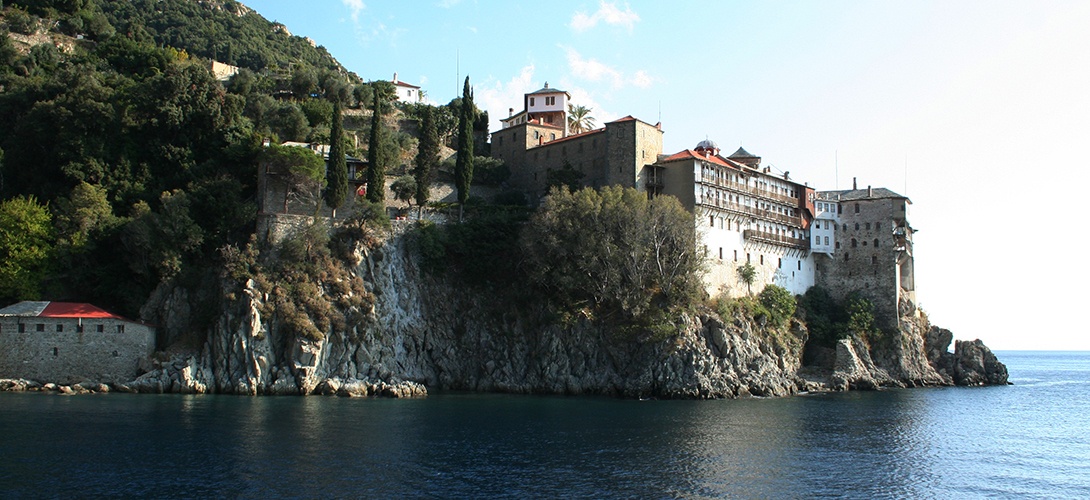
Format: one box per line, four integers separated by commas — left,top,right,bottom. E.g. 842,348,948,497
39,302,123,319
660,149,742,168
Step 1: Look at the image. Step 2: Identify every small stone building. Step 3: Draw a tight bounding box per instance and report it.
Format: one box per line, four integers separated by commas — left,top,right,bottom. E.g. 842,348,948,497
0,301,156,384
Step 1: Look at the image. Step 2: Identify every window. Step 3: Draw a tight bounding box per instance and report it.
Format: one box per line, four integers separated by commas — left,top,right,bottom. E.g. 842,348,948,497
710,216,715,227
117,325,125,333
851,238,858,248
551,133,556,140
836,242,841,249
862,240,867,247
874,239,880,248
545,96,555,105
875,222,881,231
798,261,802,271
55,324,63,332
530,97,535,106
815,236,821,246
760,255,764,265
855,223,860,230
96,324,104,333
866,222,871,230
872,255,878,265
53,347,58,357
843,224,848,231
855,203,860,213
18,323,25,333
36,323,44,332
719,248,723,260
77,324,83,333
778,258,782,268
824,236,829,245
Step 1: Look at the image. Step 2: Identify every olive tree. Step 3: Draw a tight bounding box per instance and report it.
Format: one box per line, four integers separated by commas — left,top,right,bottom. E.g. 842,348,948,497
521,186,704,328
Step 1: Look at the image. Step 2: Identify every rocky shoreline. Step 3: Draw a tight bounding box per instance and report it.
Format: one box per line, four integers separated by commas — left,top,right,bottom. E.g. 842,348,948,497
1,232,1008,399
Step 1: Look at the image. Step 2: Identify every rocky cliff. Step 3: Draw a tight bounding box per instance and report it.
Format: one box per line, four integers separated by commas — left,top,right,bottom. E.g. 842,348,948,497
105,228,1007,398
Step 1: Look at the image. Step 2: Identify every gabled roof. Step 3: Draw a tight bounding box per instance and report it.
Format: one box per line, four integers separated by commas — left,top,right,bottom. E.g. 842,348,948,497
817,188,910,202
0,301,125,319
393,80,420,89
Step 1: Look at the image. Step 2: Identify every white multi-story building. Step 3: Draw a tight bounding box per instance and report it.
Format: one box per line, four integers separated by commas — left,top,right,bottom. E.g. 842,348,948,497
653,141,817,297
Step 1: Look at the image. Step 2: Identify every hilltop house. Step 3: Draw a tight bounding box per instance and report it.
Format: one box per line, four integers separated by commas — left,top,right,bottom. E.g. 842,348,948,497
0,302,155,384
392,73,423,103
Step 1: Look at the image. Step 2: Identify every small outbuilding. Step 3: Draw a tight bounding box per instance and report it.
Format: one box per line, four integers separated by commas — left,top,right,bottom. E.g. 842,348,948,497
0,302,155,384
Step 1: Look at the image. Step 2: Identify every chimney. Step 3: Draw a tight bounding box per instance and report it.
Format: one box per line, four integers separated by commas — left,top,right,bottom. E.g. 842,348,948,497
509,108,514,117
393,72,398,84
853,177,857,190
544,81,549,89
868,185,873,197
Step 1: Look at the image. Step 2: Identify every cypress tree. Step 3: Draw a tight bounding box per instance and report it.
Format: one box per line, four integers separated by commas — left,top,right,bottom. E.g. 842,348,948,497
324,100,347,216
454,76,474,219
413,106,439,218
366,85,386,203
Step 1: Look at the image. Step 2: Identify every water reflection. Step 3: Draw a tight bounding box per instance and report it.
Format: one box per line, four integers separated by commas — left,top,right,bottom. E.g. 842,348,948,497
2,353,1089,498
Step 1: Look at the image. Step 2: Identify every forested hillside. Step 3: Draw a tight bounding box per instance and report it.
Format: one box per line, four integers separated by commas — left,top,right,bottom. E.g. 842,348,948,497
0,0,406,317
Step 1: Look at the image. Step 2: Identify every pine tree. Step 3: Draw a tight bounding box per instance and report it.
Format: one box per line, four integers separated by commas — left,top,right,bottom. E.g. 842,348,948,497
454,76,474,220
412,106,439,218
366,85,386,203
324,100,348,217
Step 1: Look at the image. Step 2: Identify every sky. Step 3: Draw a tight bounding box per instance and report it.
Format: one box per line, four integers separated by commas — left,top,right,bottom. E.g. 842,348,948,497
242,0,1090,351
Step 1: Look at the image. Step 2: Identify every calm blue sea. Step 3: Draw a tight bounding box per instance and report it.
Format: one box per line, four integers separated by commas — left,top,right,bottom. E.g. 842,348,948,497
1,351,1087,499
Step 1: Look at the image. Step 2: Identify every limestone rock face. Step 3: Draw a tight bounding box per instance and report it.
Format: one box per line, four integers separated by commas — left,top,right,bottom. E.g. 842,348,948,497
130,229,1006,398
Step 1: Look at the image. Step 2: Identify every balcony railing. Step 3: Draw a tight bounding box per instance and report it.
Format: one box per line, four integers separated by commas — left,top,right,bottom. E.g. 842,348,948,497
698,177,800,205
743,229,810,250
700,199,802,227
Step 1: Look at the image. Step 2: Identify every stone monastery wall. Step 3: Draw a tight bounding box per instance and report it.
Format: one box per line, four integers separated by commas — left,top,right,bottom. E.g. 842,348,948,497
0,317,155,384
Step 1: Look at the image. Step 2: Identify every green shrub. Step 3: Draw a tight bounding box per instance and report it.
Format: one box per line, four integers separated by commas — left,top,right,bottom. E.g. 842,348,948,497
758,284,796,327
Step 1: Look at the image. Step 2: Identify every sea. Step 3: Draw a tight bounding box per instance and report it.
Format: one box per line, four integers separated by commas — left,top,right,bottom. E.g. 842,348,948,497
1,351,1087,499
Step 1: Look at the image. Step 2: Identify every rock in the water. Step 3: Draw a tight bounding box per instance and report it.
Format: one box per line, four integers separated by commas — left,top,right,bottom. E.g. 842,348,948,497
953,339,1009,386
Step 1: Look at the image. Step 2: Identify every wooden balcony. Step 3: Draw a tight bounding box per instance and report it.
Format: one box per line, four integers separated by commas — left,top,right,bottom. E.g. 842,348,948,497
743,229,810,250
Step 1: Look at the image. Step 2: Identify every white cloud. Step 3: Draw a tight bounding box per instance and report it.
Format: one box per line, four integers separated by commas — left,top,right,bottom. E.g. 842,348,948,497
562,84,618,127
477,66,538,132
631,70,653,88
570,1,640,32
342,0,365,22
563,47,652,90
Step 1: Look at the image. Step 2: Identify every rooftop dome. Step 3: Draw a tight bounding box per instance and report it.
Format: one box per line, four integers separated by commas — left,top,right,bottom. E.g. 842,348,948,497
696,139,719,151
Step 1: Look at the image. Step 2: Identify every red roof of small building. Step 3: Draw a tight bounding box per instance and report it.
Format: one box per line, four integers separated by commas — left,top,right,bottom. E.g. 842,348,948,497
40,302,123,319
0,301,128,320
